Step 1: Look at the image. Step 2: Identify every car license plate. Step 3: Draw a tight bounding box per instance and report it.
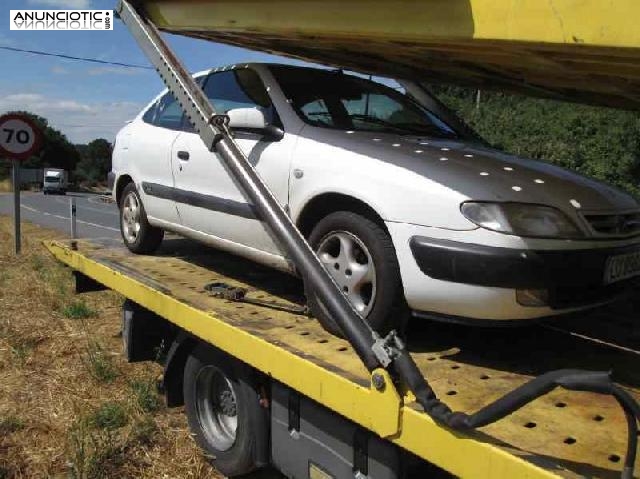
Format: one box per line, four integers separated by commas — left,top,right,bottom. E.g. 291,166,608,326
604,251,640,284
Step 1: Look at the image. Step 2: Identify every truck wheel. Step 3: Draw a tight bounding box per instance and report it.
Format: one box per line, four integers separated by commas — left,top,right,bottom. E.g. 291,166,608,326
306,211,407,336
183,344,268,477
119,182,163,254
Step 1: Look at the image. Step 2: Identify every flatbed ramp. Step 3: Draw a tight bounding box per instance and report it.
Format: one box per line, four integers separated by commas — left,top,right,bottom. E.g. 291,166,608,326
46,238,639,479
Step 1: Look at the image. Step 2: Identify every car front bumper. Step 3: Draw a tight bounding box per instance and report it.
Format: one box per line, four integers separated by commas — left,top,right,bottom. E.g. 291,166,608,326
386,222,640,321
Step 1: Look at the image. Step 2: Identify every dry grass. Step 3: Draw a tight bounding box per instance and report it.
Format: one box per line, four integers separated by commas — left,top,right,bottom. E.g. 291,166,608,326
0,179,11,193
0,217,220,478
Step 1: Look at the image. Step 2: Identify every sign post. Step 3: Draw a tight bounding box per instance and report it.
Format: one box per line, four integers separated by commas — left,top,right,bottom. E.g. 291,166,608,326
12,159,21,253
0,114,42,254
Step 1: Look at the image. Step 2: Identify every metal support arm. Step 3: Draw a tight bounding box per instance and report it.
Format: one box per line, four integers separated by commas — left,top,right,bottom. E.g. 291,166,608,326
116,0,383,369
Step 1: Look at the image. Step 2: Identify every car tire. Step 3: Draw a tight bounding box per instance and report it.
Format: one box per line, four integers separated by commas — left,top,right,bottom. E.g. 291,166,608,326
306,211,407,336
119,182,164,254
183,344,268,477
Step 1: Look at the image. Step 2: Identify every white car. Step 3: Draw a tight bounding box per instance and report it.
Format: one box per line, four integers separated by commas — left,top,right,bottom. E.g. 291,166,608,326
110,63,640,333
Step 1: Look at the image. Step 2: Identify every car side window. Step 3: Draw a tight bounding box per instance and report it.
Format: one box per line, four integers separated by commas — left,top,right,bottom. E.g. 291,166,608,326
144,76,206,131
202,69,280,126
142,101,157,124
154,92,184,130
300,99,334,127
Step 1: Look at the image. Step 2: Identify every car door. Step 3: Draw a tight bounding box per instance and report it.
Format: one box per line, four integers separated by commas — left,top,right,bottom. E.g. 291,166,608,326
171,68,295,257
127,91,183,225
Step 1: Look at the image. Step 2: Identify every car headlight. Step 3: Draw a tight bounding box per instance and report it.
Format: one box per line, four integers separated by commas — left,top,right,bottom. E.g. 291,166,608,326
461,202,584,239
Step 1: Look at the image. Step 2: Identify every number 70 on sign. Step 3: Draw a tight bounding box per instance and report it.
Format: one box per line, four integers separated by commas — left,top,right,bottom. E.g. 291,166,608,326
0,114,42,161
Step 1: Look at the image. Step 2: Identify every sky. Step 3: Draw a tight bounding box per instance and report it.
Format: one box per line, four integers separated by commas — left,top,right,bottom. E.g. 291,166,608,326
0,0,305,144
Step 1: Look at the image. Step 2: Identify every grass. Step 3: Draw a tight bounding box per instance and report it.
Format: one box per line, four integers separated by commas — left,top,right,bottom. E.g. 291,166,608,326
63,300,98,319
90,402,128,431
0,216,220,478
0,416,25,435
8,338,38,366
67,417,123,479
129,416,158,446
83,340,118,383
130,379,162,413
0,321,39,367
0,178,11,193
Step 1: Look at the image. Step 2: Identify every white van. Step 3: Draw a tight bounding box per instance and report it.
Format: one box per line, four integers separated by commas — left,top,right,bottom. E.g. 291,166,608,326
43,168,68,195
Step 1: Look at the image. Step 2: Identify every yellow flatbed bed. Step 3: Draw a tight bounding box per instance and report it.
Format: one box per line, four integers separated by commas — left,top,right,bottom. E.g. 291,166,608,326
46,238,640,479
141,0,640,110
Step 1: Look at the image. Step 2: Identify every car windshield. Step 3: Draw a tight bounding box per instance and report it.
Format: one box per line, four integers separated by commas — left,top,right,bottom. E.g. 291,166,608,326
270,66,458,138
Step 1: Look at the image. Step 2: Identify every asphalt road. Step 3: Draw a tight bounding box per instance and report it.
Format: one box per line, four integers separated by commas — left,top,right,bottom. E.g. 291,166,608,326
0,191,120,240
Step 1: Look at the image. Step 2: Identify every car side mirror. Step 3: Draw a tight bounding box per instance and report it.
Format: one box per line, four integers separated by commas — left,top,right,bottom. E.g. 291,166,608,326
227,108,284,141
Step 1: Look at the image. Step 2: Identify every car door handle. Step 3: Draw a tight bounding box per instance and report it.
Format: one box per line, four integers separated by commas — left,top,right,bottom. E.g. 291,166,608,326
177,150,190,161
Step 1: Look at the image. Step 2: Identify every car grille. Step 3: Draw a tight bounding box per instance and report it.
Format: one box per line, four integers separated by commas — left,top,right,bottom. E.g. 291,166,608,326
584,212,640,237
549,276,640,309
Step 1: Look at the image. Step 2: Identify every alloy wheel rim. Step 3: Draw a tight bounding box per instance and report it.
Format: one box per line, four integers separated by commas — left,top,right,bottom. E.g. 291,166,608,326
316,230,377,316
122,192,141,244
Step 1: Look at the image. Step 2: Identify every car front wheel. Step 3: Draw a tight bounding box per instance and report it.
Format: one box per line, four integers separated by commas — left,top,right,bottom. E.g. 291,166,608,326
119,182,164,254
306,211,407,336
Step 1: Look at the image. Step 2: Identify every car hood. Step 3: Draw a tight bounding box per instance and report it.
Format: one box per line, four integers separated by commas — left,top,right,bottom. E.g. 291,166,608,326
311,129,639,214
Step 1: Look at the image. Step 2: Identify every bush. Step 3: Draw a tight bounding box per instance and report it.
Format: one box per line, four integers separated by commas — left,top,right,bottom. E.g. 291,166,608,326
431,86,640,198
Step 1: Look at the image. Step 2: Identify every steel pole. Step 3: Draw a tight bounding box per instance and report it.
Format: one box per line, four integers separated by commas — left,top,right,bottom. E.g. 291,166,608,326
12,159,21,254
117,0,381,370
69,196,77,239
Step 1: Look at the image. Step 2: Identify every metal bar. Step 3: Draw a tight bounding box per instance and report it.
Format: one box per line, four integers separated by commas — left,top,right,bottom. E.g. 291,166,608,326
69,196,77,239
116,0,383,369
12,159,21,254
115,4,525,453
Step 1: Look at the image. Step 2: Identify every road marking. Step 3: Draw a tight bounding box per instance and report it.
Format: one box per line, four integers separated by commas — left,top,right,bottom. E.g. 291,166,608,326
53,196,118,215
21,204,119,232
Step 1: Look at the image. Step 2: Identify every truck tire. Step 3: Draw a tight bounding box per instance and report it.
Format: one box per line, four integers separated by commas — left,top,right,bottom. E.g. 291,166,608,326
306,211,407,336
119,182,164,254
183,344,268,477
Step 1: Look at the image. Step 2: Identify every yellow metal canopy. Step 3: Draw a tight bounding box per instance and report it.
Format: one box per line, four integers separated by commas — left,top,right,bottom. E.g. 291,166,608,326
139,0,640,110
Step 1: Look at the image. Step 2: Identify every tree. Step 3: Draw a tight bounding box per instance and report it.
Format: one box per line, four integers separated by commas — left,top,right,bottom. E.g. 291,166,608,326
430,86,640,197
74,138,112,184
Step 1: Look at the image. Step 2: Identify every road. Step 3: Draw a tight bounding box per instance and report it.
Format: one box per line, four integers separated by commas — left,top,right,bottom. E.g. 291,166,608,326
0,191,119,240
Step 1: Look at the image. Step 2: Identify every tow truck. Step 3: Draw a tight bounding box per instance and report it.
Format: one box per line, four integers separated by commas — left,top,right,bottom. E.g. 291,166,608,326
46,1,640,478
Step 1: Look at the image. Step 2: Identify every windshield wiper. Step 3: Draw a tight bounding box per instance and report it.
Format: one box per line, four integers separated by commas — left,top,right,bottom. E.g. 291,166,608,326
350,115,459,138
349,114,417,134
395,122,459,139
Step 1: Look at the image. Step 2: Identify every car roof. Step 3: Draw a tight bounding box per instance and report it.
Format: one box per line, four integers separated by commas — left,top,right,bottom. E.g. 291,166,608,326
202,62,336,76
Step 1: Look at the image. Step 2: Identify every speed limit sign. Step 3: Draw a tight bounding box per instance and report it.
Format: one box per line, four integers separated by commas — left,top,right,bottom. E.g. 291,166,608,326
0,113,43,254
0,113,42,160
